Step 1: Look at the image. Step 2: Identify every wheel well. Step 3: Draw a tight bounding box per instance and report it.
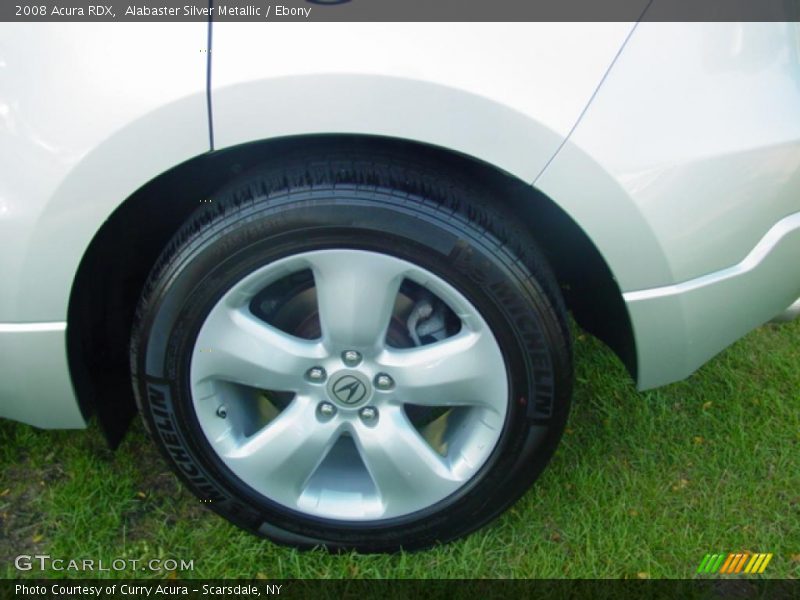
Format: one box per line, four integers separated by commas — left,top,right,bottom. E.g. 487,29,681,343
67,135,635,447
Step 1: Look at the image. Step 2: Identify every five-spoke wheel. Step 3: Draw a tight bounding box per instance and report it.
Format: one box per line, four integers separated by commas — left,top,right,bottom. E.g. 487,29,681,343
190,250,508,520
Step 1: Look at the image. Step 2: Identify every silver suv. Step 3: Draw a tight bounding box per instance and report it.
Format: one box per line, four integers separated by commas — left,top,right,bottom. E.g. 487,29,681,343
1,20,798,550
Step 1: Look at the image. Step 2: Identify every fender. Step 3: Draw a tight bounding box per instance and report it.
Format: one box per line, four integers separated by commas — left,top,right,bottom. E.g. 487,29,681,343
0,23,208,323
210,22,637,184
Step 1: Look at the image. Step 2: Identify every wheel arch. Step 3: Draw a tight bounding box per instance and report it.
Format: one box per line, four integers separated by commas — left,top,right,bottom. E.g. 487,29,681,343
67,134,636,446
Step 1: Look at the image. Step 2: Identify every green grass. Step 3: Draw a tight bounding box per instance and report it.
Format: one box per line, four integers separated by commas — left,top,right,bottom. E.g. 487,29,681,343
2,320,798,579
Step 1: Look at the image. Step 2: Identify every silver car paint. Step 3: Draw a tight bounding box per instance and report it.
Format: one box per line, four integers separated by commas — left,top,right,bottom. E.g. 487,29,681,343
539,22,800,289
0,23,207,428
537,22,800,387
0,323,81,427
0,22,798,428
210,23,636,182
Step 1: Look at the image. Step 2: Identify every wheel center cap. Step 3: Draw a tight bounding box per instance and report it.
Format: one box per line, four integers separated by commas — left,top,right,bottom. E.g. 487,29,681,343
327,372,371,407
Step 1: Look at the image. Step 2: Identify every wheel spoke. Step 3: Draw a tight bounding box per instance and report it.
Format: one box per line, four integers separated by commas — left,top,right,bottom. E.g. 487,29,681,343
378,329,507,413
192,306,326,392
308,250,407,350
223,397,342,507
352,406,461,514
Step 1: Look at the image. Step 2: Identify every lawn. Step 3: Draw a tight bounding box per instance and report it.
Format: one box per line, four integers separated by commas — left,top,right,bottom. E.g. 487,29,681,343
2,320,798,579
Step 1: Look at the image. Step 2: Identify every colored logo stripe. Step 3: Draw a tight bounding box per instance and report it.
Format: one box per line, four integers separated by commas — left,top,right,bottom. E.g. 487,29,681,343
697,553,773,574
720,553,737,573
697,554,725,573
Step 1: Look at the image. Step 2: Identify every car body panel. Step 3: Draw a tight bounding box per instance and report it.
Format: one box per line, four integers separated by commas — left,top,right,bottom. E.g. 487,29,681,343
210,22,636,182
0,23,208,323
0,23,207,428
539,22,800,290
536,22,800,387
0,323,82,428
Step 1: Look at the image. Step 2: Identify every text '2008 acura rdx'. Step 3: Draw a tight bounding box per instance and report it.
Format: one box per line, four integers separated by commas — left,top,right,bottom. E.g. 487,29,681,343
1,15,799,551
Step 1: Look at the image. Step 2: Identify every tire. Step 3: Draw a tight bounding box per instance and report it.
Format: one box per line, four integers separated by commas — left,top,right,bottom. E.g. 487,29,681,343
130,150,572,552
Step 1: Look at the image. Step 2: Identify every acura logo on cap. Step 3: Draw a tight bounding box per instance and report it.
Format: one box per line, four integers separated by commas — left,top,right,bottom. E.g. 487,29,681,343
332,375,368,405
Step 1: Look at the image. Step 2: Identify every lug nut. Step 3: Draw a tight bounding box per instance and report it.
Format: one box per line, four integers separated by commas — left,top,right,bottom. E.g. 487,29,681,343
374,373,394,390
359,406,378,423
216,405,228,419
342,350,362,367
318,402,337,418
306,366,327,383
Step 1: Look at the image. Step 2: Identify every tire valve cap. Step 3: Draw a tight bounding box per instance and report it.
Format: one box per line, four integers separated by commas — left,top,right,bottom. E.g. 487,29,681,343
359,406,378,424
216,405,228,419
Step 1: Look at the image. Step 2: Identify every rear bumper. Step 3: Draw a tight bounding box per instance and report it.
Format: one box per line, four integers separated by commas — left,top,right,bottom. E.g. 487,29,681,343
0,323,86,429
625,211,800,390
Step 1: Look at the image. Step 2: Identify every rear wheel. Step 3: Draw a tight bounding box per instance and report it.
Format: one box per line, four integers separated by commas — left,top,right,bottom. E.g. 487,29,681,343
131,153,572,551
